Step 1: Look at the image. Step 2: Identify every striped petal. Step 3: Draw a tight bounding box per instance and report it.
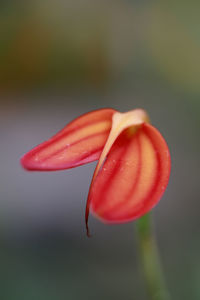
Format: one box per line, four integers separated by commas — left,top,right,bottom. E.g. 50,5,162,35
86,111,170,232
21,108,116,171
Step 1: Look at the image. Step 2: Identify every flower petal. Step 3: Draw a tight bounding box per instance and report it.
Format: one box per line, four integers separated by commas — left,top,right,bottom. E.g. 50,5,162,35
85,109,150,234
87,122,170,227
21,108,116,171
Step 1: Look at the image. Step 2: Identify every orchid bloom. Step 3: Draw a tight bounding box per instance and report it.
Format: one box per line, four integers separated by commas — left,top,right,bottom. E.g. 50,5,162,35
21,108,171,235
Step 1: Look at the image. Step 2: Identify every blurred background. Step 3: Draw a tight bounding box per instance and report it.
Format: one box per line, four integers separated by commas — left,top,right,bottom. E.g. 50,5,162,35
0,0,200,299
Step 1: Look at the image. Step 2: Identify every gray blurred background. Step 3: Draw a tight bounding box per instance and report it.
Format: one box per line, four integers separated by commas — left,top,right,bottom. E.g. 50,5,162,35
0,1,200,299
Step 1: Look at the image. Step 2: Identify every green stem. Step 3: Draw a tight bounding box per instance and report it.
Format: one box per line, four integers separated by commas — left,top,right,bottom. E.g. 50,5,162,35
136,213,170,300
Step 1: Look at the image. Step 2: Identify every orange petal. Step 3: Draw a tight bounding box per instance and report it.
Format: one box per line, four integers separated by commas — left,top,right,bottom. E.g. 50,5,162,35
21,108,116,171
85,109,150,234
87,122,170,226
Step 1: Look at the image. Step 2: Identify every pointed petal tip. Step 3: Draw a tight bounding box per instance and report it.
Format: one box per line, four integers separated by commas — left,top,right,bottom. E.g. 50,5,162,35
20,153,43,171
20,154,32,171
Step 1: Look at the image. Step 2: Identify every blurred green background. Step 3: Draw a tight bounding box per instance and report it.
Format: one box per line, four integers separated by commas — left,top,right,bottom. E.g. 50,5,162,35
0,1,200,299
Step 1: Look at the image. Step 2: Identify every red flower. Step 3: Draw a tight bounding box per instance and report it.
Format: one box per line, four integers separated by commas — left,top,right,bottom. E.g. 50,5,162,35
21,108,171,235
